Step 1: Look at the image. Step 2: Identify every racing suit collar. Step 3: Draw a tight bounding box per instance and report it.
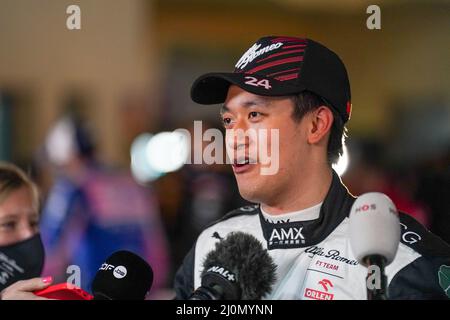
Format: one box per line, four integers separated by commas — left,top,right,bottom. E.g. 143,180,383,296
259,170,356,250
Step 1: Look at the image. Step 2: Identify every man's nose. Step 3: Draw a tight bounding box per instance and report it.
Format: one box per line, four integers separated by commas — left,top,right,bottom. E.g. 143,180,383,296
226,119,250,151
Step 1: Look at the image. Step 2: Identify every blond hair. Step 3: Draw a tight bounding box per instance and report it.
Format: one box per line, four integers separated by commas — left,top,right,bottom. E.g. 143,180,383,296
0,162,40,211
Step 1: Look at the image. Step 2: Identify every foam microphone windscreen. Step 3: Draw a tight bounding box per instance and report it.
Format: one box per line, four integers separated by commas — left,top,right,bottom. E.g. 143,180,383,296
200,232,277,300
91,250,153,300
349,192,401,266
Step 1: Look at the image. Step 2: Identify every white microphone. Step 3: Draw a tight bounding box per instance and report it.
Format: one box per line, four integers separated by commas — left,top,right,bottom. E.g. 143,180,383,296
349,192,401,300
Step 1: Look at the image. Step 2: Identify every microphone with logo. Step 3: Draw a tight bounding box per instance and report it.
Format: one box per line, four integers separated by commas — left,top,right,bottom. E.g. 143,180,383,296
349,192,401,300
189,232,277,300
91,250,153,300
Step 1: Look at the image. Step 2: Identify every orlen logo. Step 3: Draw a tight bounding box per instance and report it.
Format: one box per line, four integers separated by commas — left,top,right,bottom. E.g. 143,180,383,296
318,279,333,292
207,266,236,282
304,279,334,300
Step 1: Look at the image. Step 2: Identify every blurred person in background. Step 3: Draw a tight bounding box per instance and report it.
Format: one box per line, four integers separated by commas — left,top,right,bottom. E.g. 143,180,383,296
415,147,450,244
0,162,54,300
39,113,170,297
343,138,431,228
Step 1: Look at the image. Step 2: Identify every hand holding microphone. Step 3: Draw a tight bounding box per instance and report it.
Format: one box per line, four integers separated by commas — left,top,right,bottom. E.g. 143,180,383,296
349,192,401,300
1,276,54,300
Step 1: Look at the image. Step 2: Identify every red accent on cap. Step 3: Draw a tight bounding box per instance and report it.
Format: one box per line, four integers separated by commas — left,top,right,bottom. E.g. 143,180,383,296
256,49,305,64
270,37,307,43
266,67,300,77
275,73,299,81
247,56,303,74
283,44,307,49
346,101,352,117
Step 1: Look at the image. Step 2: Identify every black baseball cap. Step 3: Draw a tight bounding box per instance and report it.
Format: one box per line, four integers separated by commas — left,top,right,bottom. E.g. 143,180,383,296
191,36,352,123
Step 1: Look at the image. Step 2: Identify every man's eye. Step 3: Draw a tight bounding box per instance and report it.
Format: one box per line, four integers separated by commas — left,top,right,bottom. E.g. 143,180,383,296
222,117,232,125
249,111,261,119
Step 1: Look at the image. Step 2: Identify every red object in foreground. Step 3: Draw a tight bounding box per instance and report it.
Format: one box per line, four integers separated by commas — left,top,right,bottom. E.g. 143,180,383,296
35,283,93,300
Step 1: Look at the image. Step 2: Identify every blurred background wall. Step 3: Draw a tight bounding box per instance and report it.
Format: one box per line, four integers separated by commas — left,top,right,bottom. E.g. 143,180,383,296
0,0,155,165
1,0,449,165
0,0,449,296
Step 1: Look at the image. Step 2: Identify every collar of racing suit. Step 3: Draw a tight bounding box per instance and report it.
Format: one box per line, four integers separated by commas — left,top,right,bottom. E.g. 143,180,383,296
259,170,356,249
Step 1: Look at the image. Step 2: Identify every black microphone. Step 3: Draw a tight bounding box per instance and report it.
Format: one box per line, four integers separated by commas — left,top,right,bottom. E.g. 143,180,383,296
189,232,277,300
91,250,153,300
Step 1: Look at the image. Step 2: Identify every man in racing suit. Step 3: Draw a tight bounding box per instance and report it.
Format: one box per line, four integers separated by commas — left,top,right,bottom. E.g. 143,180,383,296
174,36,450,300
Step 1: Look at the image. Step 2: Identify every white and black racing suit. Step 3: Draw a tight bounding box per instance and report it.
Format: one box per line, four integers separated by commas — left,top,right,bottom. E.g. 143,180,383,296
174,171,450,299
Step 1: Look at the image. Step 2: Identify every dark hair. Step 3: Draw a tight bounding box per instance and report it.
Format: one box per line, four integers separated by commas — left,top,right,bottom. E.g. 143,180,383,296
290,91,347,165
0,162,40,210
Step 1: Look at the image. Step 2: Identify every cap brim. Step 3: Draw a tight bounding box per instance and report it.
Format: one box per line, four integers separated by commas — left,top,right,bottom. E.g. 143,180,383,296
191,72,304,105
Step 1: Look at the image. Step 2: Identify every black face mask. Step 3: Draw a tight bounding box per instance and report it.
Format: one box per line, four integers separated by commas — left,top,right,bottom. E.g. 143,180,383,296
0,233,45,291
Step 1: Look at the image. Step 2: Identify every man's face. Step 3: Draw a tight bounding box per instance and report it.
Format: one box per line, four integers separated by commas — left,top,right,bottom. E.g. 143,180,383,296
221,85,309,204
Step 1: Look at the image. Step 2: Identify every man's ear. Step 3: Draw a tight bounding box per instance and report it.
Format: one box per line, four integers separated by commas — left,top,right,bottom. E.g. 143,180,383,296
306,106,334,145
